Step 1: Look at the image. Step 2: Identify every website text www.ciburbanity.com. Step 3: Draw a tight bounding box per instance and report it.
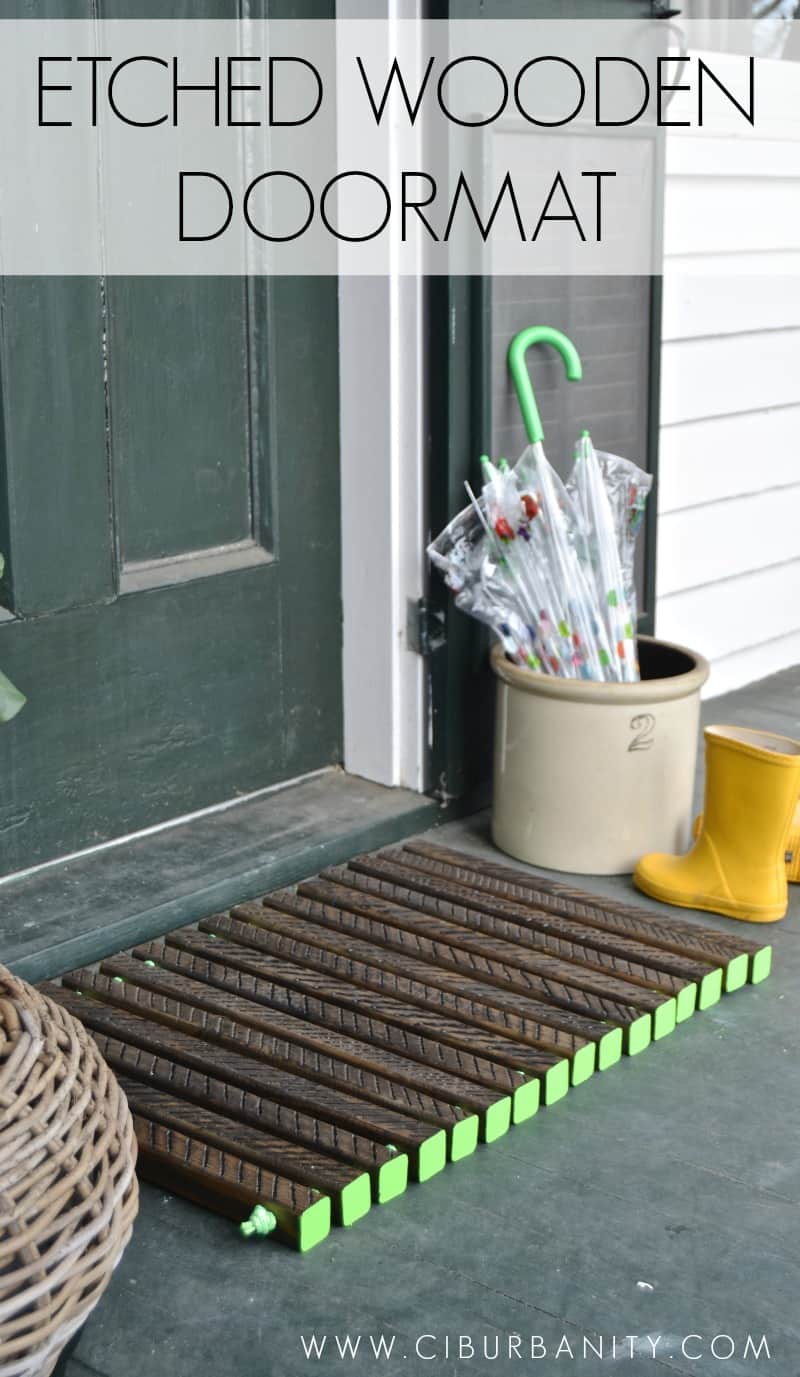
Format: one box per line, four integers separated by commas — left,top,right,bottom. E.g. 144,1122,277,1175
299,1333,772,1363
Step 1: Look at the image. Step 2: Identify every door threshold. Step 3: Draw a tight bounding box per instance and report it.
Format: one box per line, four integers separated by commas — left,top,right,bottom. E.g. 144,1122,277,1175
2,770,439,983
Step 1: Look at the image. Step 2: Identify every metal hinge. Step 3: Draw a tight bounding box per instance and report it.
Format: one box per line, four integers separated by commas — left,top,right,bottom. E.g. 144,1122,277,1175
408,598,447,656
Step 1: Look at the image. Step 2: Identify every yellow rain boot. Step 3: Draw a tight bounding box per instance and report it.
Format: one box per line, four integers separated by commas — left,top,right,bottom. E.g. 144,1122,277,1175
634,725,800,923
693,797,800,884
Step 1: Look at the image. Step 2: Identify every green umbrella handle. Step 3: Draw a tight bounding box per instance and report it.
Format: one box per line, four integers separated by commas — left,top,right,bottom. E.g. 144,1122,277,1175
508,326,583,446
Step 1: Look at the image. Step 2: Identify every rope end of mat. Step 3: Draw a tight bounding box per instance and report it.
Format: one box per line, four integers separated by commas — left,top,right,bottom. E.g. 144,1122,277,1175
240,1205,277,1239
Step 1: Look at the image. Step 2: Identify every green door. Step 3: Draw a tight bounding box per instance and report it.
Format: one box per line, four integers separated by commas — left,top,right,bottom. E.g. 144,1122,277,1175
0,269,342,875
0,271,341,876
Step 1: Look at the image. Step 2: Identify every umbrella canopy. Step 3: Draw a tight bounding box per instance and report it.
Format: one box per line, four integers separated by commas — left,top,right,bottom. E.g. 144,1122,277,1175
429,326,652,684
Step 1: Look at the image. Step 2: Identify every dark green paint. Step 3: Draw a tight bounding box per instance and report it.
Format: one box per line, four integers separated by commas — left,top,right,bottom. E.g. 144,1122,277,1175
4,771,438,984
109,280,257,564
0,2,342,874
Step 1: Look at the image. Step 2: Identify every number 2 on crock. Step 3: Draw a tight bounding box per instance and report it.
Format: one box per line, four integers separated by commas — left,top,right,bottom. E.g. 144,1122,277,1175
628,713,656,752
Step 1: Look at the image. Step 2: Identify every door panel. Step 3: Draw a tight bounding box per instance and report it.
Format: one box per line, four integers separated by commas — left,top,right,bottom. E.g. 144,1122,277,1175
111,280,260,566
0,274,341,876
0,5,341,874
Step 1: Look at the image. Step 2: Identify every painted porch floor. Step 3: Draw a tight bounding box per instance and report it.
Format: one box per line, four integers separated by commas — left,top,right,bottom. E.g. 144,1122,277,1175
59,665,800,1377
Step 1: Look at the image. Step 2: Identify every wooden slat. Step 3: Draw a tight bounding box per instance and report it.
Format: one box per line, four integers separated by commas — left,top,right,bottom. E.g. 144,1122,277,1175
290,879,656,1051
84,1020,407,1201
252,893,625,1065
312,871,675,1021
65,965,477,1154
117,1076,370,1227
41,983,447,1179
103,949,511,1137
360,851,729,989
131,1115,332,1252
136,936,523,1128
331,863,699,1002
215,901,606,1082
166,921,568,1106
39,831,772,1254
399,843,767,984
351,855,718,986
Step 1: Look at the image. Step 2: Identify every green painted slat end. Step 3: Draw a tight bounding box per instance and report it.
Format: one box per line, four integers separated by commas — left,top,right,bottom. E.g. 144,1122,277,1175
596,1028,623,1072
450,1115,480,1162
749,947,773,986
571,1043,597,1085
544,1061,570,1106
652,1000,676,1042
483,1097,512,1143
676,983,698,1022
417,1131,447,1182
340,1174,372,1228
625,1014,652,1055
726,952,751,992
377,1153,409,1205
298,1196,332,1253
699,968,724,1009
512,1078,540,1125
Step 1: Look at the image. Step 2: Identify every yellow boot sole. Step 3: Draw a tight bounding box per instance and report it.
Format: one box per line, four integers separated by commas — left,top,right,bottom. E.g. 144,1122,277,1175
634,868,788,924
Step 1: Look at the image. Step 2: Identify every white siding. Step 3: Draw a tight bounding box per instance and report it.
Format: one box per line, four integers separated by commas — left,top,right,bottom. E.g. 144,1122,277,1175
656,52,800,698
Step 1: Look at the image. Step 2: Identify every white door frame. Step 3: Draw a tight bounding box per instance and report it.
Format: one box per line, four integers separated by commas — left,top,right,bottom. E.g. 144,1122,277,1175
337,0,428,792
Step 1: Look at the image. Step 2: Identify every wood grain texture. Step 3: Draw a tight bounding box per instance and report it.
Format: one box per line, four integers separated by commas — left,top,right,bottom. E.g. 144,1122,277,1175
355,852,721,983
84,1021,402,1188
399,843,768,964
218,901,598,1068
136,936,520,1105
251,893,612,1049
131,1114,330,1249
125,1078,342,1194
118,1076,362,1223
40,827,770,1253
42,983,444,1167
67,964,473,1140
329,863,693,999
312,871,669,1016
178,918,566,1089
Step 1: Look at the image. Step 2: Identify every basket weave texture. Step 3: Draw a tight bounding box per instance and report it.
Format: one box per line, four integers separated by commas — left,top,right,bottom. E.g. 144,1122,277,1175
0,965,138,1377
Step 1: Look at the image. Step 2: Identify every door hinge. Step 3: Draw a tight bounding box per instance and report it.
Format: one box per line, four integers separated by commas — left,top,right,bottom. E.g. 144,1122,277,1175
408,598,447,656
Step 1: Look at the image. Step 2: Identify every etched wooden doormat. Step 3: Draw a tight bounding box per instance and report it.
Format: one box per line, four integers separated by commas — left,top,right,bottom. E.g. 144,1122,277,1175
40,841,771,1253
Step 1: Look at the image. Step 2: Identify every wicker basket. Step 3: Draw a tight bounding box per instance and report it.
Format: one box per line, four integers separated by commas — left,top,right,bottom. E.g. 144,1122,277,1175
0,965,138,1377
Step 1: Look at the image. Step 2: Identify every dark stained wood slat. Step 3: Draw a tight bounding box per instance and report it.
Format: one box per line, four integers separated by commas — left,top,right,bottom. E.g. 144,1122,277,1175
349,853,724,1009
118,1076,371,1227
318,868,672,1013
278,887,644,1039
400,842,767,988
331,864,705,1017
147,931,525,1099
85,1022,409,1204
131,1115,332,1252
66,964,479,1161
134,938,516,1139
42,982,447,1181
305,874,671,1045
38,832,772,1256
213,901,606,1082
250,893,623,1069
174,920,569,1107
